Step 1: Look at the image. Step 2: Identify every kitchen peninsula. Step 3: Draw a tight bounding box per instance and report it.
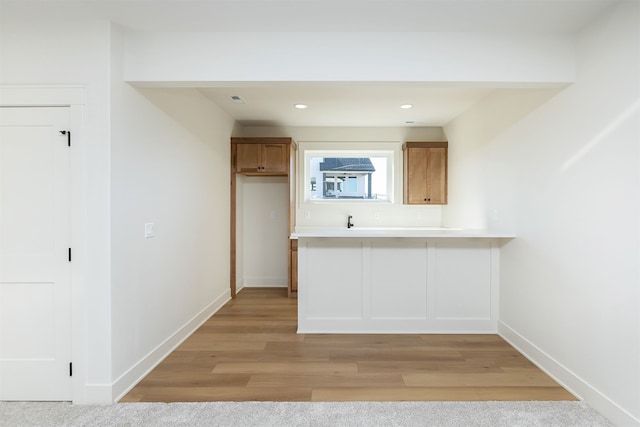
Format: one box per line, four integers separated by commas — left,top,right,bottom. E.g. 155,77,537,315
291,227,515,334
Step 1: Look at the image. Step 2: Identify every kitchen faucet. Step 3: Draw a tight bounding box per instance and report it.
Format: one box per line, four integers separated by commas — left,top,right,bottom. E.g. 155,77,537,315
347,215,354,229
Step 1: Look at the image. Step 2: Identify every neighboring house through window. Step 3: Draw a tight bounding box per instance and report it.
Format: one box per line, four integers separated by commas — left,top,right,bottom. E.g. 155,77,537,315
319,158,375,199
305,151,392,202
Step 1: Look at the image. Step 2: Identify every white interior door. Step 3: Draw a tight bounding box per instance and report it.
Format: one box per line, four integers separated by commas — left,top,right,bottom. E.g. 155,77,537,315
0,107,72,400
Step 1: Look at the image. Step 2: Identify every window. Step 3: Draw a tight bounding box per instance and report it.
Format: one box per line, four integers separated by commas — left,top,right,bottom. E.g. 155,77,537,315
304,150,393,202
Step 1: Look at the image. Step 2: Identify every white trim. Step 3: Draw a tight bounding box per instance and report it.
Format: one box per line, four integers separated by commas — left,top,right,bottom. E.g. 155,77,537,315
242,277,288,287
0,86,88,404
82,384,113,405
112,288,231,402
68,103,88,404
498,321,639,427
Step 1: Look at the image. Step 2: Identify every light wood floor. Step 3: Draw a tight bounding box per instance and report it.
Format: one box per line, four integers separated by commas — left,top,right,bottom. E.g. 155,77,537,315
121,288,575,402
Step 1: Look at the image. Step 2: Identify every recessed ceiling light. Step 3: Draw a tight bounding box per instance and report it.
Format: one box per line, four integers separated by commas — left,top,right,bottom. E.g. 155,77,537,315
230,95,246,104
294,104,308,109
400,104,413,109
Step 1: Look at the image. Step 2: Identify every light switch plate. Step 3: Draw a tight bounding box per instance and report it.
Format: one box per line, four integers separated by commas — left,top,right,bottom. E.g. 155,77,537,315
144,222,155,238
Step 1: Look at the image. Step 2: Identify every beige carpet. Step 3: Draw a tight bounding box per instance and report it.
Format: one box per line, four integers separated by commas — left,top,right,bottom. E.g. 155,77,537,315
0,401,612,426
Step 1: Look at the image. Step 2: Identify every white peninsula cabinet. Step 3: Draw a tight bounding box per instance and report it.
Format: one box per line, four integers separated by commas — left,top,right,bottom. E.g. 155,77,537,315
292,228,515,333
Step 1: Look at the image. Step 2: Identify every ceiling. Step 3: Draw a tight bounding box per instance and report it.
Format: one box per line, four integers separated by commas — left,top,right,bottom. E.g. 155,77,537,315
2,0,619,127
198,83,502,127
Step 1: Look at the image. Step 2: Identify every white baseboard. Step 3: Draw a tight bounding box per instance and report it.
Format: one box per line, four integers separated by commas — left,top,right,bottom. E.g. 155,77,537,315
75,384,112,405
111,288,231,402
498,321,639,427
242,276,287,287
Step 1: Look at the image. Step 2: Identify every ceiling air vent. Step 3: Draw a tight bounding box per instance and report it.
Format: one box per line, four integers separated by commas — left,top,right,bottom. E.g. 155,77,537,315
230,95,246,104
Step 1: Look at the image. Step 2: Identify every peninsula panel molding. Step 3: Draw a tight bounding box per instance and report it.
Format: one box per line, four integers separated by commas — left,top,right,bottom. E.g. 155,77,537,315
298,236,504,333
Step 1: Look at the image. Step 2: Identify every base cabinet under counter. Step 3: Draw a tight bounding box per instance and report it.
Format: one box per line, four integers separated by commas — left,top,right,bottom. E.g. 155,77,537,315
297,236,510,333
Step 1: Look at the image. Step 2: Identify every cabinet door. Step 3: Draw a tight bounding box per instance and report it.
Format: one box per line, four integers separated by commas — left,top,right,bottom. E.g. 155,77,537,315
262,143,288,174
405,147,430,204
235,143,261,173
426,147,447,204
404,144,448,205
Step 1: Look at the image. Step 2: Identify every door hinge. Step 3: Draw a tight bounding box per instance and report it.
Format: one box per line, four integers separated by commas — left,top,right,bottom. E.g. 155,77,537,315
69,362,73,377
59,130,71,147
68,248,72,262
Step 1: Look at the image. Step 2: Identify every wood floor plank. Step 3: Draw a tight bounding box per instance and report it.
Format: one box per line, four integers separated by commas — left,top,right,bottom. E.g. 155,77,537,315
328,348,466,363
176,338,266,352
188,333,306,343
193,350,331,364
247,373,405,388
212,362,358,375
197,325,298,334
402,372,560,387
121,288,577,402
311,387,482,401
122,386,312,402
357,360,505,374
139,372,251,387
469,387,576,401
311,386,575,402
303,334,425,345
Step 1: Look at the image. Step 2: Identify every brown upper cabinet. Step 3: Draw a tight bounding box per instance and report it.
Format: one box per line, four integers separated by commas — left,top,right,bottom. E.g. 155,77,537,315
232,138,289,175
403,141,448,205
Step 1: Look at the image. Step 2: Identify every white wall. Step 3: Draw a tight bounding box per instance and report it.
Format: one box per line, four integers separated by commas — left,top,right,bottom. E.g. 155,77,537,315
110,25,235,398
0,16,114,401
442,88,564,230
445,2,639,424
238,126,447,228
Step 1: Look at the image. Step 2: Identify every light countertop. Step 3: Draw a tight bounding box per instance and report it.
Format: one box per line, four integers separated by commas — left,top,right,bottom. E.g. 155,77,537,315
291,226,516,239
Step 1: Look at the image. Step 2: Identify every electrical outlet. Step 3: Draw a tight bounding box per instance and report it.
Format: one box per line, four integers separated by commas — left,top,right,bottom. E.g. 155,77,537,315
374,211,381,220
270,211,277,220
144,222,155,238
